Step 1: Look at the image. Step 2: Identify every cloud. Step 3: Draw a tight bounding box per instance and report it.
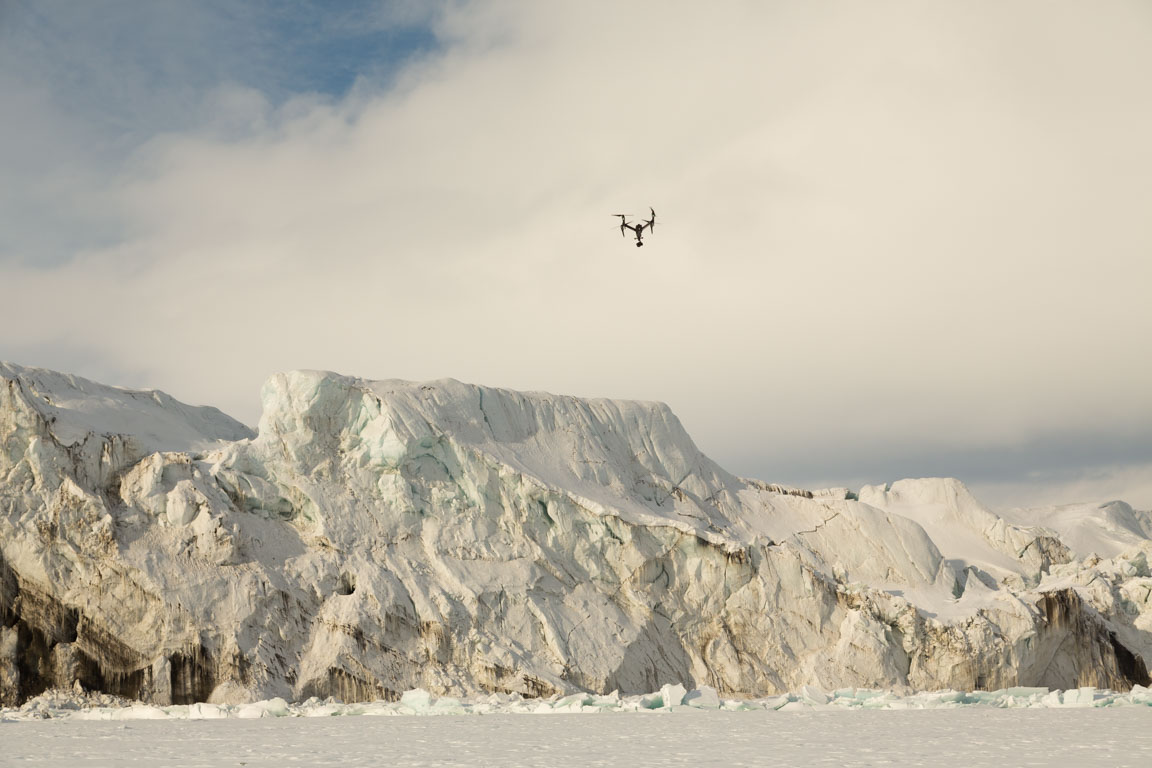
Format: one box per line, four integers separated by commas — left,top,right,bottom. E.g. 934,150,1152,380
0,0,441,265
970,462,1152,512
2,0,1151,508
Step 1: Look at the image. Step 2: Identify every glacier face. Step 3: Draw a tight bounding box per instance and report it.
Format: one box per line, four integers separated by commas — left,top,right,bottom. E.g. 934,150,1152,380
1,362,1150,706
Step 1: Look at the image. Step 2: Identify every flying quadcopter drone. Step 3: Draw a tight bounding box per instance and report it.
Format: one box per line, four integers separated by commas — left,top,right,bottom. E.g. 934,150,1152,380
613,207,656,247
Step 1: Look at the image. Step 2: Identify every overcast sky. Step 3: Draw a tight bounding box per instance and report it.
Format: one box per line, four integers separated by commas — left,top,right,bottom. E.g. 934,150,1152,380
2,0,1150,510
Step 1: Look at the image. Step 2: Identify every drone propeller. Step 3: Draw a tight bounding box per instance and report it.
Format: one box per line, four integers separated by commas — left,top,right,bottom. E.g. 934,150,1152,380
612,214,630,237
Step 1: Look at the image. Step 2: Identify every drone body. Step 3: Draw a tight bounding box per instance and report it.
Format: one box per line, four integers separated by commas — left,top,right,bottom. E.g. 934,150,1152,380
614,207,656,247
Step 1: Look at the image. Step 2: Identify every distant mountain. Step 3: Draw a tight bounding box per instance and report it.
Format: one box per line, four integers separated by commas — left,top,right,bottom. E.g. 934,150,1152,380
1,363,1148,706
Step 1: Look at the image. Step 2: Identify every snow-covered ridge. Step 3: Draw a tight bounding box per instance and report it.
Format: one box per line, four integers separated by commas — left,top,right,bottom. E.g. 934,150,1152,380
2,365,1150,708
246,370,747,544
1,361,254,453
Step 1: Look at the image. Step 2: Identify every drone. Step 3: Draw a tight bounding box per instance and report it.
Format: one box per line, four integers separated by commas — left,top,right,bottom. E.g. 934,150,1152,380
613,207,656,247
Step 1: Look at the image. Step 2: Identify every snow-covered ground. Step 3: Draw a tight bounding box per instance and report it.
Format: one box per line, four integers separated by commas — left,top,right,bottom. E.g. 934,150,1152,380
3,705,1150,767
5,684,1152,721
3,685,1151,767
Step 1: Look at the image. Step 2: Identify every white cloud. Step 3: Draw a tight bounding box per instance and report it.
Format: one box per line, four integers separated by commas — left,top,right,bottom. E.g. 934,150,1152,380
2,0,1151,508
971,462,1152,512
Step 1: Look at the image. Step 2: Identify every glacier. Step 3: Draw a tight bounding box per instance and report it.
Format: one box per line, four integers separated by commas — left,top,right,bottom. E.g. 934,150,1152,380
1,361,1150,707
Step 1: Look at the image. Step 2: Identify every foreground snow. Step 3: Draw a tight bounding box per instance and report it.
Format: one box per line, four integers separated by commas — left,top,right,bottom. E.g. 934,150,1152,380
3,705,1151,768
4,683,1151,722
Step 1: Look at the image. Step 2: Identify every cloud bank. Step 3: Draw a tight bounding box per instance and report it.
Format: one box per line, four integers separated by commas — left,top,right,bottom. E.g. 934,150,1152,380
2,0,1151,508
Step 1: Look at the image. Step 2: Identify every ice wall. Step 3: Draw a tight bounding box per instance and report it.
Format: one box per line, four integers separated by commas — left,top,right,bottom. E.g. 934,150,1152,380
1,364,1149,706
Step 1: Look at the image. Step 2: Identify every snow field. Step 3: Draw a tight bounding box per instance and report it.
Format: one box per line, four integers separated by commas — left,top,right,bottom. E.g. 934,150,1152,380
2,708,1151,768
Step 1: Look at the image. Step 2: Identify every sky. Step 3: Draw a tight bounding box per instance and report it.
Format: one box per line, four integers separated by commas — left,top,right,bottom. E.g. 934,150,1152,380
2,0,1151,510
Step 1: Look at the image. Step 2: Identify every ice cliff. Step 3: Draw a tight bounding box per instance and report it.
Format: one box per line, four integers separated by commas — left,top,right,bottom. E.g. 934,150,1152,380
2,362,1150,706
